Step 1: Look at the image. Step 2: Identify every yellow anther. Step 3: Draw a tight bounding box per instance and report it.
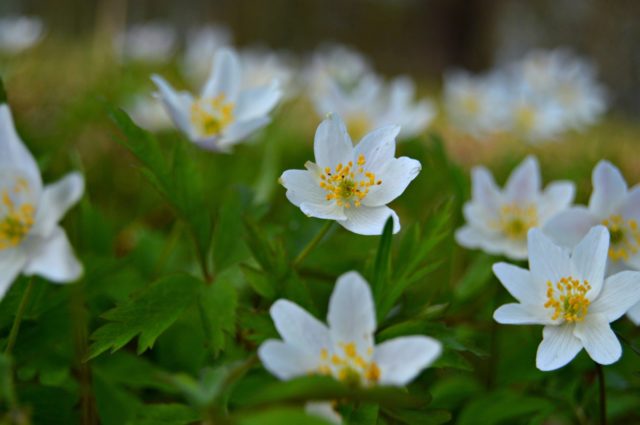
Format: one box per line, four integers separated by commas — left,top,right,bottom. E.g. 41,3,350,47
545,277,591,322
0,182,35,251
495,203,538,240
317,155,381,209
603,215,640,262
190,95,234,137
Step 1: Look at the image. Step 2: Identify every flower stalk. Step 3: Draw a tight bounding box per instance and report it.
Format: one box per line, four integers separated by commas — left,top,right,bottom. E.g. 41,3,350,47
596,362,607,425
293,221,334,268
5,277,34,355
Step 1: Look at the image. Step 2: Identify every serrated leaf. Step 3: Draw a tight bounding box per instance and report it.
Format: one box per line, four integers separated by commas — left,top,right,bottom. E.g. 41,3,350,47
198,270,238,356
88,274,202,359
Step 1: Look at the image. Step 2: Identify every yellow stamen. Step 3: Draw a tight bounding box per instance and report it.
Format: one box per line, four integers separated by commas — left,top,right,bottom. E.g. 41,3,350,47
0,180,35,251
495,203,538,240
317,154,381,208
544,277,591,322
190,94,234,137
602,214,640,262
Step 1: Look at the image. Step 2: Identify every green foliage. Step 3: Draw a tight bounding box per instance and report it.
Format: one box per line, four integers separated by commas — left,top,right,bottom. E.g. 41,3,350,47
0,76,6,104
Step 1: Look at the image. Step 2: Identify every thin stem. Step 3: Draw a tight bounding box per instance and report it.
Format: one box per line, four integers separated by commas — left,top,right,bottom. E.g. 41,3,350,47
292,221,334,268
5,278,35,355
595,362,607,425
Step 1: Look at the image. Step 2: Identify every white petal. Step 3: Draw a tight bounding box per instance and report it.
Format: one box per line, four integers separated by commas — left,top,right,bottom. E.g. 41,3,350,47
374,336,442,386
504,156,540,203
327,271,376,353
494,303,553,325
258,340,319,380
542,207,597,248
626,301,640,325
570,225,609,298
280,169,326,207
339,206,399,236
0,104,42,193
492,262,543,304
363,157,421,207
313,114,353,170
216,116,270,150
32,172,84,238
590,271,640,322
620,186,640,220
470,166,501,214
235,81,282,122
536,324,583,371
573,314,621,365
589,160,628,217
305,402,342,425
539,181,575,220
151,75,194,136
300,202,346,220
528,228,571,289
270,299,331,353
22,227,83,283
0,248,27,300
202,48,241,102
353,125,399,173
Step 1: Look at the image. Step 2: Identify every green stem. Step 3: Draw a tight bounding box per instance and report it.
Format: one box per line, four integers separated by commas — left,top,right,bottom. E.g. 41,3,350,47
595,362,607,425
5,278,35,355
292,221,334,268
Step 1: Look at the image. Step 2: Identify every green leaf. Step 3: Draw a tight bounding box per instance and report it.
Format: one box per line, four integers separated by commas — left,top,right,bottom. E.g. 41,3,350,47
198,270,238,356
88,274,202,359
236,408,333,425
127,404,200,425
212,191,249,273
383,407,451,425
454,254,495,302
457,391,554,425
372,217,394,318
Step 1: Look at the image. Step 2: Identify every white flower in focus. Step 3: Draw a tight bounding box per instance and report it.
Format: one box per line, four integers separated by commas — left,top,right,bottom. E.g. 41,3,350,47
259,271,442,423
116,22,177,63
455,156,574,260
493,227,640,370
280,114,421,235
443,70,507,137
0,16,44,54
152,48,282,152
0,104,84,298
240,48,298,99
544,161,640,324
182,25,232,85
125,94,172,132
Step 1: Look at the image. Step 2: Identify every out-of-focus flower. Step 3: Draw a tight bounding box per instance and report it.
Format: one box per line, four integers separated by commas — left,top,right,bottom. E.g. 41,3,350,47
0,104,84,298
152,48,282,152
455,156,574,260
544,161,640,323
116,22,177,63
305,44,373,96
312,74,435,141
259,271,441,423
240,48,298,99
493,227,640,371
182,25,232,85
125,94,172,132
280,114,421,235
0,16,44,54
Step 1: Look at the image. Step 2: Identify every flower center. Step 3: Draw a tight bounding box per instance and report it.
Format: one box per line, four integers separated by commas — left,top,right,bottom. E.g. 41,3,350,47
498,204,538,240
346,114,372,142
190,95,234,137
515,106,536,132
602,215,640,262
544,276,591,322
319,154,381,208
462,95,480,115
317,342,380,386
0,177,35,250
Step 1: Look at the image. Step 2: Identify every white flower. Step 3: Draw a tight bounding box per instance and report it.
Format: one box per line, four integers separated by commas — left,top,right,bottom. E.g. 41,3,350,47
455,156,574,260
115,22,177,63
493,226,640,371
259,271,442,423
305,44,372,95
0,16,44,54
125,94,172,132
0,104,84,298
152,47,282,152
280,114,421,235
544,161,640,324
182,25,232,85
240,48,298,100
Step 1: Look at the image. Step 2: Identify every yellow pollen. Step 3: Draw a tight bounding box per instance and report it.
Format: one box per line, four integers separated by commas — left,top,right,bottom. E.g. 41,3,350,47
190,95,234,137
315,342,380,386
496,203,538,240
602,215,640,262
462,95,480,115
515,106,536,133
544,277,591,322
0,180,35,251
318,155,380,208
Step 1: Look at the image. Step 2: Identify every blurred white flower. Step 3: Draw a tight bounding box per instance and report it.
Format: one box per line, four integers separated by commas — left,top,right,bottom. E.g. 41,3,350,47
313,73,434,141
125,94,172,132
544,161,640,323
456,156,574,260
240,48,298,99
152,48,282,152
280,114,421,235
182,25,232,85
493,227,640,371
116,22,177,63
0,16,44,54
259,271,441,423
305,44,373,96
0,104,84,298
